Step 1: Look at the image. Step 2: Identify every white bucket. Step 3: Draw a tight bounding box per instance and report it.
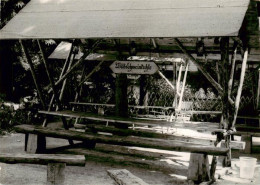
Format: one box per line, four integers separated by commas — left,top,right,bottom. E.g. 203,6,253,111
239,157,257,179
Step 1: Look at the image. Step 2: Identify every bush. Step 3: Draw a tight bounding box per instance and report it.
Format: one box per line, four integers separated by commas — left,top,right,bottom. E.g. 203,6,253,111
0,94,42,134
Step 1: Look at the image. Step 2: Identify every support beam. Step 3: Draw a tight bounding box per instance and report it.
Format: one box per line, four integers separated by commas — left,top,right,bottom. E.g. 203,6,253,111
37,40,73,145
177,64,189,111
175,38,223,94
158,70,175,91
219,37,232,167
176,64,183,96
43,42,76,126
231,48,249,128
48,39,102,94
228,43,238,106
58,46,77,102
78,60,105,86
19,40,46,109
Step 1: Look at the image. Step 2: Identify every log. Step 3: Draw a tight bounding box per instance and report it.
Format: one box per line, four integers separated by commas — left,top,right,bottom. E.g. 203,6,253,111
187,154,210,183
15,124,229,156
85,125,221,147
61,148,188,175
107,169,149,185
0,153,85,166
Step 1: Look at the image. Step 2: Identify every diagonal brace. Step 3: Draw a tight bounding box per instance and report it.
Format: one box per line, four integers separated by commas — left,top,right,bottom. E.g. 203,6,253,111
175,38,223,95
48,39,103,94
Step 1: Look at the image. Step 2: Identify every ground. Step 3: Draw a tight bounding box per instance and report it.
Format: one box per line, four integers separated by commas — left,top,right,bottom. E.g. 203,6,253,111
0,132,260,185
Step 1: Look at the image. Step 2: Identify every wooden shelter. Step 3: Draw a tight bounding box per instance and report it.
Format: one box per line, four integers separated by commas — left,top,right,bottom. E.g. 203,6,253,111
0,0,260,183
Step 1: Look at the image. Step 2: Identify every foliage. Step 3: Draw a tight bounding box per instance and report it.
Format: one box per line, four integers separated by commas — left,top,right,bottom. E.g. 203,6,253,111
0,93,42,135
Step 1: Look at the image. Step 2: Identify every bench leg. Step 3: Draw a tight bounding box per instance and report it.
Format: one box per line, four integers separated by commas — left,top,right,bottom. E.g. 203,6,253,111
27,134,46,154
47,163,66,185
187,153,210,183
241,135,252,154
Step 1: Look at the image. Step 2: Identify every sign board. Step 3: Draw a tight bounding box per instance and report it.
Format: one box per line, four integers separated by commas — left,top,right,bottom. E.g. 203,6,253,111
110,61,158,75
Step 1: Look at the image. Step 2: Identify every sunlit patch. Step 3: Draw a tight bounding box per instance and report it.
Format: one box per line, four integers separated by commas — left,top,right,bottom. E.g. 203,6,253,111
55,42,71,52
170,174,187,180
21,26,35,34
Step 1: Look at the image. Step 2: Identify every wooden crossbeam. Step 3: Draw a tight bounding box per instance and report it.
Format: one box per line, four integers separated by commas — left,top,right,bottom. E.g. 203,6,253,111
175,38,223,94
48,39,102,94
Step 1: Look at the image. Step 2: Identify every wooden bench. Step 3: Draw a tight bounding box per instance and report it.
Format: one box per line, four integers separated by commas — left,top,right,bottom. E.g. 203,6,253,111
0,153,85,185
212,125,260,154
237,115,260,127
14,123,229,183
233,126,260,154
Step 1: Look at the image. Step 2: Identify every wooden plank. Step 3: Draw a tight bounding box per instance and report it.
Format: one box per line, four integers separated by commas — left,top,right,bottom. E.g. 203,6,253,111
14,124,229,156
70,102,175,110
0,0,249,39
62,147,188,175
85,125,245,149
38,110,173,127
0,153,85,166
107,169,149,185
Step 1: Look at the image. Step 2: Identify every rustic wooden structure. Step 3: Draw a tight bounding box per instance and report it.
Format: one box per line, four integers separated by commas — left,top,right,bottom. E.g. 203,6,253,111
0,153,85,185
0,0,259,183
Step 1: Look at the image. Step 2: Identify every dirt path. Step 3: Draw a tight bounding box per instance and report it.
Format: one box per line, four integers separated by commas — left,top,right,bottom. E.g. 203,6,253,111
1,133,260,185
0,133,175,185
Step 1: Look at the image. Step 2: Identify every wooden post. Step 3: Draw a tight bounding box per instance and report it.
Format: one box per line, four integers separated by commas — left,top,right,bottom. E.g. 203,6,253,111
47,163,66,185
26,134,46,154
219,37,232,167
115,73,128,120
231,48,248,128
114,39,129,129
37,40,73,145
177,64,189,111
187,153,210,183
241,135,252,154
158,71,175,91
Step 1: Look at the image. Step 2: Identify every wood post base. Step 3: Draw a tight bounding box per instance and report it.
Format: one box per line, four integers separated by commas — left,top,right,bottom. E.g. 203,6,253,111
47,163,66,185
26,134,46,154
241,135,252,154
187,153,210,183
